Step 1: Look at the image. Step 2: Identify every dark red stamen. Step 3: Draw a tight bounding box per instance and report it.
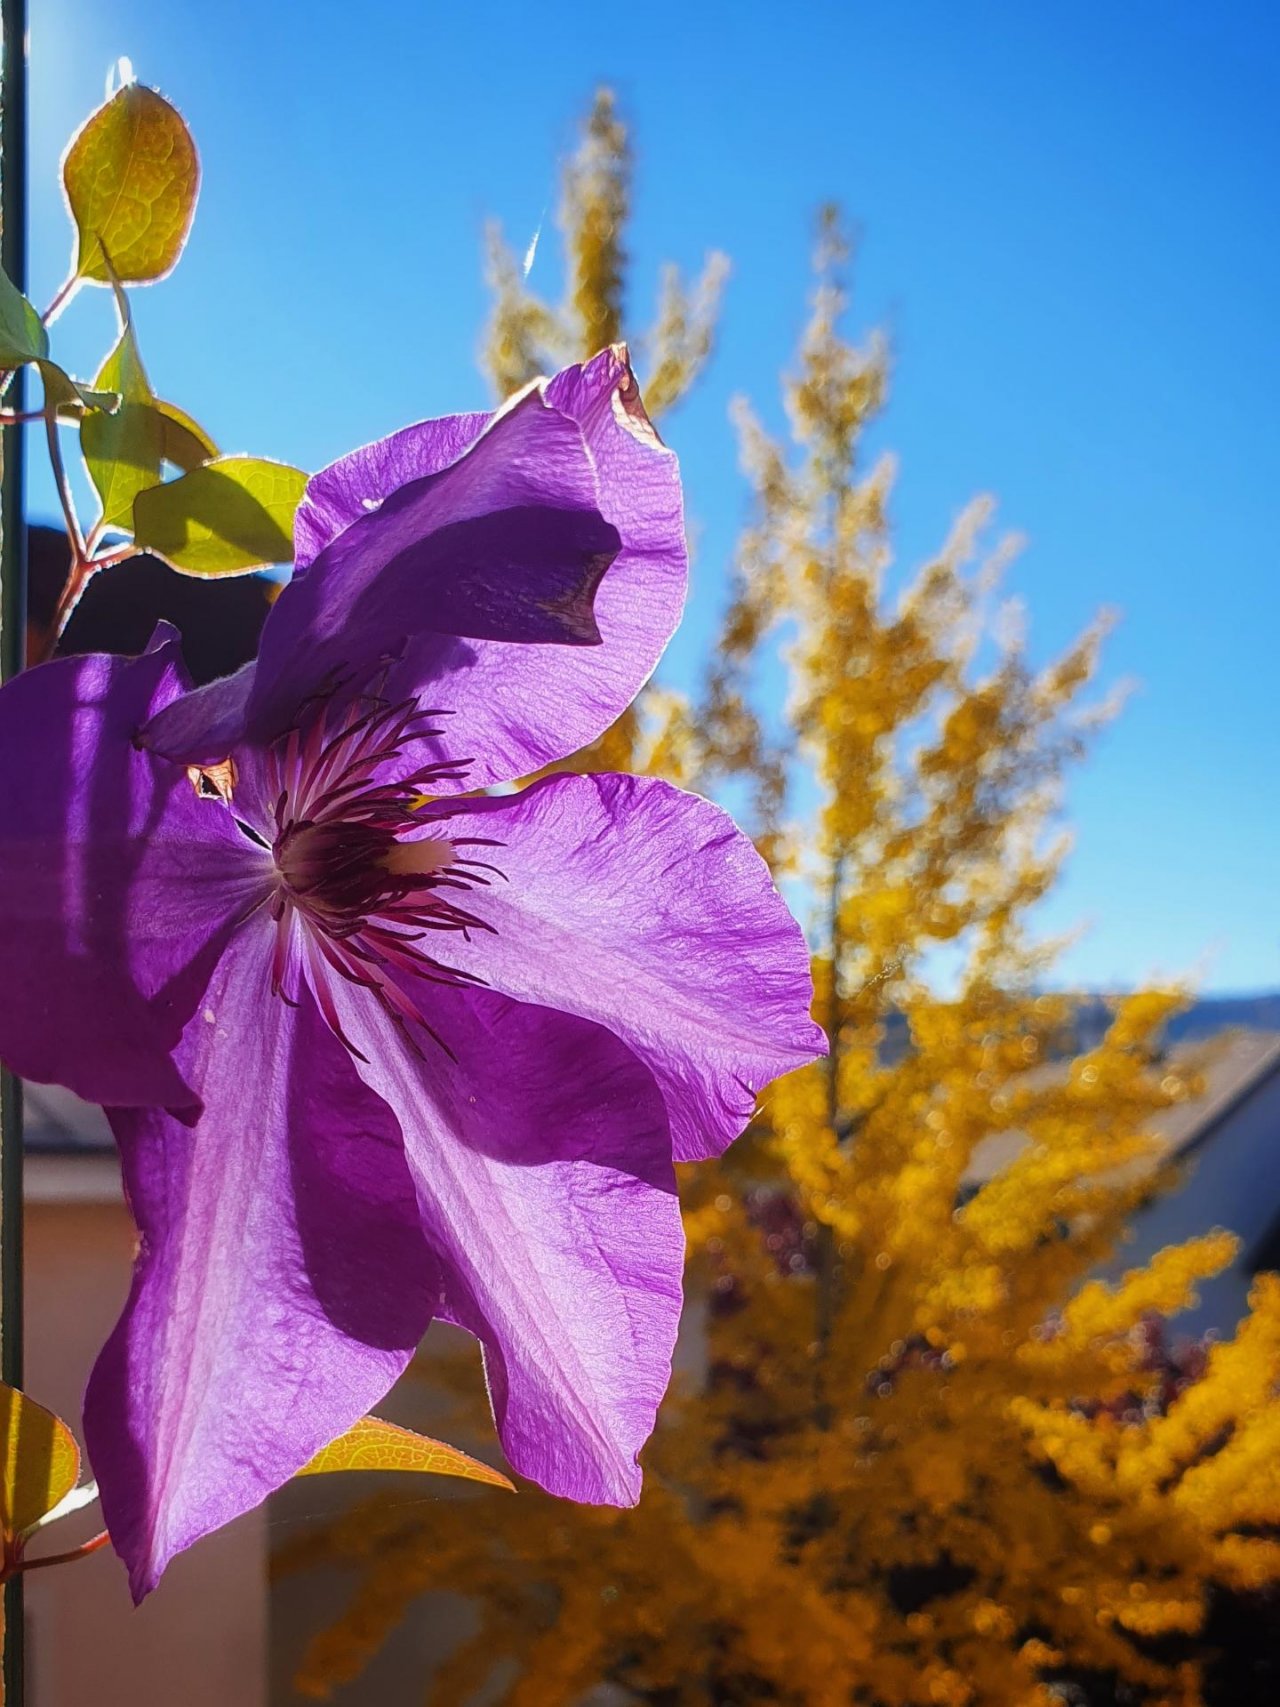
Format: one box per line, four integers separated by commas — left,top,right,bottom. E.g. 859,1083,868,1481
264,690,498,1055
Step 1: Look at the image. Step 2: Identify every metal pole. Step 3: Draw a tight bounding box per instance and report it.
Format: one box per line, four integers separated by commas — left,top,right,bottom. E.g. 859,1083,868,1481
1,0,28,1697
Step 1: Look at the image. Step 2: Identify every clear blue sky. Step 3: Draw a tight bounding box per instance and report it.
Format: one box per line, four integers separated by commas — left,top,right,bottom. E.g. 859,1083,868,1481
24,0,1279,994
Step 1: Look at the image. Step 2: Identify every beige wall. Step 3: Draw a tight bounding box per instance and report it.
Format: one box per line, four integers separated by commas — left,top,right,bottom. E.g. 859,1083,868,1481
269,1295,710,1704
22,1158,266,1707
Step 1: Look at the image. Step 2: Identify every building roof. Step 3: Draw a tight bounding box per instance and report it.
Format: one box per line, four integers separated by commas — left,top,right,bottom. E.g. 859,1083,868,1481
21,1031,1280,1184
1150,1030,1280,1159
23,1082,113,1154
959,1029,1280,1190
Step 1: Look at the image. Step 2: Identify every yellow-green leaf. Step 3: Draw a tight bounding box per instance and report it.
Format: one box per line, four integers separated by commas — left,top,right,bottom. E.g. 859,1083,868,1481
0,266,48,365
132,456,307,574
62,83,199,285
96,295,152,404
157,399,218,472
296,1416,514,1490
0,1381,81,1540
37,359,119,420
84,404,164,532
81,295,164,530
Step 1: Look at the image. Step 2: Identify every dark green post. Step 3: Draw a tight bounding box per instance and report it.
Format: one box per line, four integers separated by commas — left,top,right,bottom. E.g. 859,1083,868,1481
0,0,27,1698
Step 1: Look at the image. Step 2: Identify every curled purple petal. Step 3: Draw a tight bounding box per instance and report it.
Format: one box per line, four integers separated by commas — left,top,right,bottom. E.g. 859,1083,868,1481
292,412,490,571
141,354,684,783
131,660,255,770
248,383,622,725
378,349,688,789
143,385,625,766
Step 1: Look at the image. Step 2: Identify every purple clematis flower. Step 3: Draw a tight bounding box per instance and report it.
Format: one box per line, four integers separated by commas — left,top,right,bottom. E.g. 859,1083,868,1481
0,349,823,1599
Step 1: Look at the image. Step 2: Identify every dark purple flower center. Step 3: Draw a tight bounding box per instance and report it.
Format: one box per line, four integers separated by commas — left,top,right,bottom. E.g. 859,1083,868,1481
260,691,502,1059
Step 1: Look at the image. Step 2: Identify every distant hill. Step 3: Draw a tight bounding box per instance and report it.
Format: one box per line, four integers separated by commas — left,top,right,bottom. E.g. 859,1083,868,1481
1164,994,1280,1041
877,994,1280,1063
1070,993,1280,1052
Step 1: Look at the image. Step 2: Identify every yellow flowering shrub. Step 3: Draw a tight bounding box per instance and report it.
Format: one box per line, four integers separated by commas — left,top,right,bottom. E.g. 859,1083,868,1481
276,105,1280,1707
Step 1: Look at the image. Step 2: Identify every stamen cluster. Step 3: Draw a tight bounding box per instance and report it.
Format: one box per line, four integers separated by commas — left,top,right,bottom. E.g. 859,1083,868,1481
266,691,501,1057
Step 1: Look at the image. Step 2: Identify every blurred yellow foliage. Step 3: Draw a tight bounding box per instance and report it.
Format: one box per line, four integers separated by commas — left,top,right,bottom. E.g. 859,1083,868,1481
481,86,728,419
278,105,1280,1707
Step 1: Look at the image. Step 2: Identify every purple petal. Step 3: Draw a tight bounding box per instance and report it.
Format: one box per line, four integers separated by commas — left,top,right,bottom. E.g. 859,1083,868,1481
292,411,490,571
0,630,270,1106
132,659,255,769
140,385,630,766
318,972,683,1505
147,351,684,788
416,772,826,1161
379,349,687,790
251,386,622,742
142,355,685,781
84,919,438,1600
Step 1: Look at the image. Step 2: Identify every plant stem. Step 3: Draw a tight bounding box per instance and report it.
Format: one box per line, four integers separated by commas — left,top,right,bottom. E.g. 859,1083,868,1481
87,542,137,571
36,558,94,664
1,0,28,1699
39,274,78,328
31,536,140,666
14,1533,110,1578
43,406,85,564
25,406,103,665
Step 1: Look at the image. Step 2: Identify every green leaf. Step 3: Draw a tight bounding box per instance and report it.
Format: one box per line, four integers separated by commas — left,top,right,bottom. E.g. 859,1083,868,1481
80,294,164,531
37,359,120,419
95,299,152,405
0,266,49,365
62,83,200,285
1,1381,81,1541
296,1415,514,1490
78,284,218,531
156,398,219,472
132,456,307,574
53,382,121,419
83,405,164,532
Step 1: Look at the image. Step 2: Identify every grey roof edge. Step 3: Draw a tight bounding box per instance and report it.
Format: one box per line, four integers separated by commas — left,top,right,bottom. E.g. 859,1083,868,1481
1171,1030,1280,1164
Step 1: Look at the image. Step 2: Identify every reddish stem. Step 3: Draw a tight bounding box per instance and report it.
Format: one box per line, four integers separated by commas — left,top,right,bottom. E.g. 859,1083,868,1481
41,274,79,328
44,406,86,564
87,542,138,571
34,560,97,665
33,542,141,666
13,1530,110,1577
